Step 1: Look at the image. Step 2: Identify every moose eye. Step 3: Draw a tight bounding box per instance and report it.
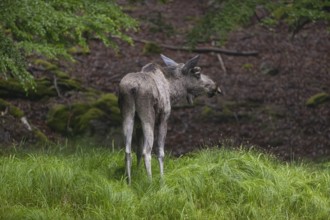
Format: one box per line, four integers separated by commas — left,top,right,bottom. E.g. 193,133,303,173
194,72,201,79
191,67,201,79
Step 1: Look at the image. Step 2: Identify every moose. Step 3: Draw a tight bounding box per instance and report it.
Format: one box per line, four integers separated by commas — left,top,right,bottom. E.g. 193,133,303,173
118,54,221,184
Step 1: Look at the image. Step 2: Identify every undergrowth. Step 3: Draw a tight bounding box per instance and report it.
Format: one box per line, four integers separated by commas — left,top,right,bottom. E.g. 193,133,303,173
0,145,329,219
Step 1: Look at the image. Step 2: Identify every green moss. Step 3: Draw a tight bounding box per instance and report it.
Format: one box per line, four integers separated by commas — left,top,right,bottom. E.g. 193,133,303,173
306,92,330,107
46,104,71,134
242,63,254,71
0,76,81,99
57,78,82,91
0,78,53,99
47,93,122,136
33,129,49,143
68,46,90,55
53,70,70,79
0,98,24,118
94,93,118,113
201,106,214,117
77,108,106,132
34,79,57,97
94,93,121,125
33,59,58,71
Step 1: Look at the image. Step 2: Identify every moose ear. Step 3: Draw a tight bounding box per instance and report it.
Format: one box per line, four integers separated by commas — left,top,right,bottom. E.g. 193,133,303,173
182,55,200,74
160,54,178,67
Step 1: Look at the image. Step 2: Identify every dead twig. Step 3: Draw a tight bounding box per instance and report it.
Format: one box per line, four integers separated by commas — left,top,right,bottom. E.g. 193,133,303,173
53,75,63,98
132,38,259,56
217,53,227,75
21,116,32,131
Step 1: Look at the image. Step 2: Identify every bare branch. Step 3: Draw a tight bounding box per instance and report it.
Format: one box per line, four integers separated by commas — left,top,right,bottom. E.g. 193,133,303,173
21,116,32,131
53,75,63,98
132,38,259,56
216,53,227,75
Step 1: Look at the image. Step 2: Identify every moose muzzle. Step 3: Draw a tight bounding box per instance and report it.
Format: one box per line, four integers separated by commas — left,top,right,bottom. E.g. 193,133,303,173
208,86,223,97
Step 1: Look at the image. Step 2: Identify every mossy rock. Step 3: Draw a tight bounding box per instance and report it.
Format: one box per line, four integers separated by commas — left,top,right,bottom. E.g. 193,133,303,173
0,98,24,118
94,93,118,109
94,93,121,125
306,92,330,107
47,93,122,136
33,129,49,143
46,104,72,134
77,108,106,132
46,103,91,135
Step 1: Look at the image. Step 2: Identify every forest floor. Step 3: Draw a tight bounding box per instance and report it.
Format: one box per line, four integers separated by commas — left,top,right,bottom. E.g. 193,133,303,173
2,0,330,160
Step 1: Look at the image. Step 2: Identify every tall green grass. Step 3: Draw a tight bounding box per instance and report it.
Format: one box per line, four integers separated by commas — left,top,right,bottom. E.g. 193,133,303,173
0,145,329,219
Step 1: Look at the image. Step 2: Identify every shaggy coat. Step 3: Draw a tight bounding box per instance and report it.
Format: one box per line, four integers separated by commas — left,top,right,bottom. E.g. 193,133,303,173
119,54,221,184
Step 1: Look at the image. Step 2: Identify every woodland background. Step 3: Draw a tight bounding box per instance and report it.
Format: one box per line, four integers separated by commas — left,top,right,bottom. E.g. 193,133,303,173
0,0,329,160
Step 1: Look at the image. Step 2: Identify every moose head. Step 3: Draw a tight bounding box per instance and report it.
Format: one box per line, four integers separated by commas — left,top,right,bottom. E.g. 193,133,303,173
161,54,222,104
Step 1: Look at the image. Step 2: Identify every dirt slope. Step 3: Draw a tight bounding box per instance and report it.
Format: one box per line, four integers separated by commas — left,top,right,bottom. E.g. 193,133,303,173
3,0,329,160
74,0,330,159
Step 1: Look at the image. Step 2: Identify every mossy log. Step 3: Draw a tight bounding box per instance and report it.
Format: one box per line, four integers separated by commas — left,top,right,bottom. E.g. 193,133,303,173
47,93,121,136
1,58,81,99
0,76,81,99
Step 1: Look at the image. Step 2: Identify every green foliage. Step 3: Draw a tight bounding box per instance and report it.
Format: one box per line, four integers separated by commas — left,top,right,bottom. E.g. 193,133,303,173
271,0,330,29
188,0,267,45
148,12,175,36
0,32,35,90
0,0,137,90
1,146,330,219
188,0,330,45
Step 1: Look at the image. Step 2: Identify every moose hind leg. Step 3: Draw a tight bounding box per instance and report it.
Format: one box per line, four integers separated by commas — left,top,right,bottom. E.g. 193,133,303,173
135,123,143,168
156,118,168,177
141,122,154,180
122,107,135,185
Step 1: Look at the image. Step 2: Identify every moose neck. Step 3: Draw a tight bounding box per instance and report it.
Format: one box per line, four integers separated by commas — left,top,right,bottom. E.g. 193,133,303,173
161,66,189,104
167,76,188,104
